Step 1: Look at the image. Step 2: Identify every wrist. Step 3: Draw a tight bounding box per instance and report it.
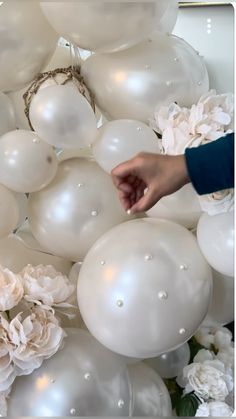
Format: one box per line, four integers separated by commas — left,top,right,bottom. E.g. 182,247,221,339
175,154,190,187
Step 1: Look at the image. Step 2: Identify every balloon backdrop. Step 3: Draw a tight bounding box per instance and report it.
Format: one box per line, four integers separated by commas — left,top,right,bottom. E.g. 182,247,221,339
147,184,202,229
28,158,133,261
0,130,58,193
41,2,170,53
0,2,58,92
93,120,160,173
0,184,19,238
197,212,234,277
82,34,209,123
128,363,172,416
78,218,212,358
0,92,16,136
8,328,132,417
145,343,190,379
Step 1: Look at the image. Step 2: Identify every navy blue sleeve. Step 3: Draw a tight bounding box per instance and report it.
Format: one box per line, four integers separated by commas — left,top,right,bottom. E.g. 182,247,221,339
185,133,234,195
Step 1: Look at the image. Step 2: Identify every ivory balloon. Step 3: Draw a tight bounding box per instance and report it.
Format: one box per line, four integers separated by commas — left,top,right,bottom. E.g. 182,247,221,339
145,343,190,379
0,184,19,238
0,130,58,193
78,219,212,358
93,120,160,173
82,34,209,123
197,212,234,277
30,85,97,149
147,184,202,229
28,158,133,261
41,2,170,53
0,92,16,136
8,328,132,417
0,2,58,93
128,363,172,416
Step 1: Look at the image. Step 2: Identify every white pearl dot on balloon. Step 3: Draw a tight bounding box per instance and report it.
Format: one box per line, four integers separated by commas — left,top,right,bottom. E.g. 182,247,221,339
144,254,153,261
78,183,84,188
117,300,124,308
180,264,188,271
91,210,99,217
70,408,76,416
101,260,106,266
179,328,186,335
84,373,91,381
118,399,125,409
158,291,168,301
166,80,172,86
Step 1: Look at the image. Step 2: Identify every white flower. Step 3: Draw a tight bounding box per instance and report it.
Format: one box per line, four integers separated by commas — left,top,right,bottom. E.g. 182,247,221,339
0,391,9,417
20,265,75,307
195,327,215,349
195,326,233,351
214,328,232,351
217,345,234,369
0,315,16,393
0,266,24,312
183,359,233,401
195,401,233,417
193,349,215,363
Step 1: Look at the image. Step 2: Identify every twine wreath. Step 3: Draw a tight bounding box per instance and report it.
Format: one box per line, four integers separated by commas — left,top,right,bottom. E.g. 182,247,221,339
23,66,96,130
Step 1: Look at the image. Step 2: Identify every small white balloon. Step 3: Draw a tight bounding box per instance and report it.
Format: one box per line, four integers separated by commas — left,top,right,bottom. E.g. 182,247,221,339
0,92,16,136
0,184,19,238
93,120,160,173
30,85,97,149
197,212,234,277
0,130,58,193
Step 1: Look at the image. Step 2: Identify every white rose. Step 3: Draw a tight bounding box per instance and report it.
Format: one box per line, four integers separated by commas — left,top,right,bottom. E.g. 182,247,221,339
0,266,24,312
21,265,75,307
195,401,233,417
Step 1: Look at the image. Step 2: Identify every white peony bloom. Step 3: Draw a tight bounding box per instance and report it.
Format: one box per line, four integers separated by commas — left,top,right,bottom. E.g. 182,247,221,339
195,327,215,349
195,401,233,417
0,316,15,393
20,264,75,307
214,328,233,351
193,349,214,363
0,266,24,312
217,346,234,369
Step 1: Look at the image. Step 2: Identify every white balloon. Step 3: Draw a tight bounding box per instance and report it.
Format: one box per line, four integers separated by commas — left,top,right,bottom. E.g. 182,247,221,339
0,92,16,136
78,218,212,358
147,184,202,229
41,2,170,53
14,193,28,230
145,343,190,379
0,2,58,92
43,41,74,72
30,85,97,149
197,212,234,277
155,0,179,34
57,147,94,162
0,130,58,193
93,120,160,173
128,362,172,416
82,34,209,123
28,158,133,261
0,184,19,238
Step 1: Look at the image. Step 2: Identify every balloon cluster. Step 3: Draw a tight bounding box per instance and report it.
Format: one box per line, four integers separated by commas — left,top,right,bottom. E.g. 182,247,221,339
0,1,233,417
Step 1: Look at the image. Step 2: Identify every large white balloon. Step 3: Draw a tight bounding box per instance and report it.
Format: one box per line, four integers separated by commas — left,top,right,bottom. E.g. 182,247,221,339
93,120,160,173
30,85,97,149
78,219,212,358
0,130,58,193
28,158,133,261
128,363,172,416
197,212,234,277
8,328,132,416
82,34,209,123
41,2,170,53
0,92,16,136
0,2,58,92
0,184,19,238
147,184,202,229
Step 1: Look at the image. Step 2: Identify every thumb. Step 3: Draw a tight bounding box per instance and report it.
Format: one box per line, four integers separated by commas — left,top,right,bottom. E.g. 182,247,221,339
111,159,136,186
131,186,161,213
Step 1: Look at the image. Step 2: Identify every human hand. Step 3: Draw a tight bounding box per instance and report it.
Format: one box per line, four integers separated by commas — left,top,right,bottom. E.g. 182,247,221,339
111,152,190,213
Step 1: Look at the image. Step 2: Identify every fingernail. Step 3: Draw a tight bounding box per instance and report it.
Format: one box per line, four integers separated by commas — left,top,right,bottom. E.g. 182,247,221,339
127,209,132,215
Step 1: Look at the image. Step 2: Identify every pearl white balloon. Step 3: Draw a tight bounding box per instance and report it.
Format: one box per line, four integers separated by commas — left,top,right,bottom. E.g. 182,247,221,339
30,85,97,149
155,0,179,34
78,218,212,358
93,120,160,173
41,2,170,53
147,184,202,229
0,2,58,93
14,193,28,230
128,363,172,416
82,34,209,123
197,212,234,277
0,92,16,136
57,147,94,162
145,343,190,379
28,158,133,262
8,328,132,417
0,130,58,193
0,184,19,238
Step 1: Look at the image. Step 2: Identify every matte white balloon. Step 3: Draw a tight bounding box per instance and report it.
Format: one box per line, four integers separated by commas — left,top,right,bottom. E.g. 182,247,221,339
30,85,97,149
8,328,132,417
93,120,160,173
0,92,16,136
28,158,133,261
82,34,209,123
155,0,179,34
147,184,202,229
0,130,58,193
145,343,190,379
0,2,58,92
78,219,212,358
197,212,234,277
0,184,19,238
128,362,172,416
41,2,170,53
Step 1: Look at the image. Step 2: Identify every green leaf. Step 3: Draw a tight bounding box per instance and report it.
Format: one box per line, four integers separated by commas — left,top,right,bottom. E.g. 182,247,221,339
176,393,201,417
164,378,183,410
